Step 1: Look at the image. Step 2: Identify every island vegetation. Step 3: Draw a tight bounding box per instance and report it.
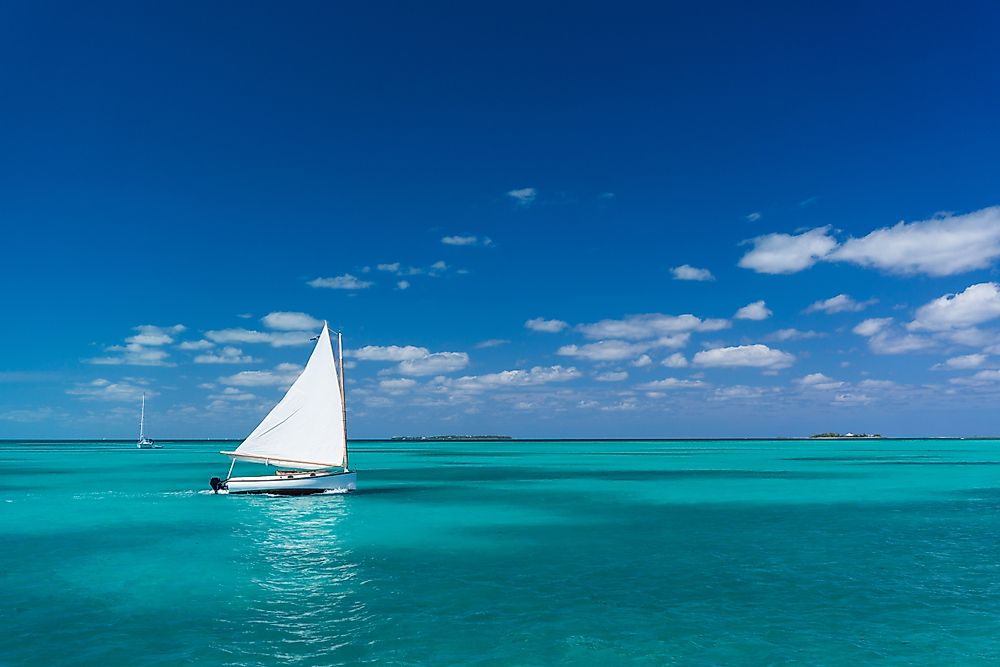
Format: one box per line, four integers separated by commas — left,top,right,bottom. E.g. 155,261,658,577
809,432,882,439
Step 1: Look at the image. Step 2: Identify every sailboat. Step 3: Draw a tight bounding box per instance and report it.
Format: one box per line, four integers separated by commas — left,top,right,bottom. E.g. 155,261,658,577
209,322,356,495
136,393,161,449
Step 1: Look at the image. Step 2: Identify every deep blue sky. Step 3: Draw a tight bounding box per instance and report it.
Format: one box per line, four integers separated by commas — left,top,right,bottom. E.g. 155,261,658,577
2,1,999,438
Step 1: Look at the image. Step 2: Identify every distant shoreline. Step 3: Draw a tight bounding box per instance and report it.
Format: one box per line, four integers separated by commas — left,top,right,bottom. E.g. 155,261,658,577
5,436,1000,443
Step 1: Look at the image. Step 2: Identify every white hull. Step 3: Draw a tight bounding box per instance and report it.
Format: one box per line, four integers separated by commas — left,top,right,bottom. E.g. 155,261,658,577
221,470,357,495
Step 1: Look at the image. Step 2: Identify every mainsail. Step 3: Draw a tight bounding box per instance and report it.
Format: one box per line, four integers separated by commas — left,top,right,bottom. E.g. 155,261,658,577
221,323,347,470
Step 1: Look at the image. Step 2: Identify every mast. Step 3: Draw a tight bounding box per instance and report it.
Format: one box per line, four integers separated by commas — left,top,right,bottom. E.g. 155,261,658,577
139,393,145,441
337,328,349,471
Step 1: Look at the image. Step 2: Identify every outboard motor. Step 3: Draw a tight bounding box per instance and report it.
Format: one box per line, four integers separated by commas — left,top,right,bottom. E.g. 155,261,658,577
209,477,225,494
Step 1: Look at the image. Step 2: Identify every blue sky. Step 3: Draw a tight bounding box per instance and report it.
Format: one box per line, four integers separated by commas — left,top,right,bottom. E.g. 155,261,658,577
2,2,1000,438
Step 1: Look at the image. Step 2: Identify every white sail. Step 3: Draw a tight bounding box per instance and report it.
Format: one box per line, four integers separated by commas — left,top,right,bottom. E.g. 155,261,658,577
222,323,347,470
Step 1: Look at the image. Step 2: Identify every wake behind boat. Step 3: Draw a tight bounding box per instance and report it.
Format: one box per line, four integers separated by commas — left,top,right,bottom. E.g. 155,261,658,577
210,322,356,495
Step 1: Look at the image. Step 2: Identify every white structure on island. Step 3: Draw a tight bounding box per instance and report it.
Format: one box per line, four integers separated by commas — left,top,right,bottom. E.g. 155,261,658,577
210,322,356,495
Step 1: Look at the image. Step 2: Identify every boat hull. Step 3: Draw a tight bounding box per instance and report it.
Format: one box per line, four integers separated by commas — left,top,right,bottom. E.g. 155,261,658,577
223,470,357,495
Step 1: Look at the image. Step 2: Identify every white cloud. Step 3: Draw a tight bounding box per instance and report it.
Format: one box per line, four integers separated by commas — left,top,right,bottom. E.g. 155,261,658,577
693,344,795,369
126,324,186,346
935,353,987,370
352,345,430,361
637,378,706,390
713,385,768,400
397,280,410,290
220,363,302,387
577,313,728,340
557,336,687,362
88,324,186,366
909,283,1000,331
671,264,715,282
853,318,933,354
441,365,580,392
430,260,448,272
377,263,401,272
261,311,322,331
631,354,652,367
205,329,313,348
379,378,418,391
441,235,489,247
507,187,537,206
806,294,876,314
475,338,510,349
795,373,845,390
208,387,257,402
398,352,469,376
738,227,838,274
768,328,822,341
67,378,155,402
662,352,688,368
734,300,772,321
525,317,568,333
830,207,1000,276
178,339,214,350
595,371,628,382
308,274,373,289
194,346,259,364
746,212,762,222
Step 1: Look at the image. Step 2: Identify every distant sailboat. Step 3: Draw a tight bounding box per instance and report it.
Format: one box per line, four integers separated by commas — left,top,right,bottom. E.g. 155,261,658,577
136,393,161,449
210,322,356,495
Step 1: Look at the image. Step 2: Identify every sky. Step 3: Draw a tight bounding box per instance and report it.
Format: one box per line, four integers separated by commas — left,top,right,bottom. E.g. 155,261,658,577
2,1,1000,439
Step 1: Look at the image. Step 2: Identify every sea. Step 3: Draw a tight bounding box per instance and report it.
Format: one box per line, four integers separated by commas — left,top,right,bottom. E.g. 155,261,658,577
3,438,1000,666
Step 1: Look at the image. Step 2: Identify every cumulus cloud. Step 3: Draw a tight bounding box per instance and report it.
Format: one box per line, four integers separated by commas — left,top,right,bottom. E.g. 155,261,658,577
852,318,933,354
397,280,410,290
631,354,652,367
557,336,688,362
693,344,795,369
671,264,715,281
441,235,492,247
595,371,629,382
67,378,155,402
768,328,822,341
377,263,401,272
830,207,1000,276
440,365,580,392
208,387,257,402
475,338,510,349
662,352,688,368
637,377,706,390
805,294,876,314
909,283,1000,331
379,378,418,391
740,206,1000,277
87,324,185,366
934,353,987,370
205,329,314,348
746,212,762,222
351,345,430,361
507,187,537,206
738,227,838,274
795,373,845,390
308,274,373,290
194,346,259,364
220,363,302,387
734,300,772,321
398,352,469,376
577,313,728,340
178,339,214,350
525,317,568,333
261,312,322,331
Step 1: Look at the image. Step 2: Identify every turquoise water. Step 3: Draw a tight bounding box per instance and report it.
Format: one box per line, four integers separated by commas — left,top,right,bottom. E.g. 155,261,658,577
3,439,1000,665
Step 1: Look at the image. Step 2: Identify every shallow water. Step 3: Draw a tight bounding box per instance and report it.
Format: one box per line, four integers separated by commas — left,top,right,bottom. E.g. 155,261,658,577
3,439,1000,665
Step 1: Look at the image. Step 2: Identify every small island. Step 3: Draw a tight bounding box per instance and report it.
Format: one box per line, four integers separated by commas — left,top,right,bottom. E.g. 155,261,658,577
809,432,882,439
391,435,513,441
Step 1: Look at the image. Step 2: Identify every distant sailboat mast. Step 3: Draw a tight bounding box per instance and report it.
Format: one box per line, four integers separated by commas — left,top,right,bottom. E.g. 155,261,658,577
139,393,146,442
337,328,349,472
